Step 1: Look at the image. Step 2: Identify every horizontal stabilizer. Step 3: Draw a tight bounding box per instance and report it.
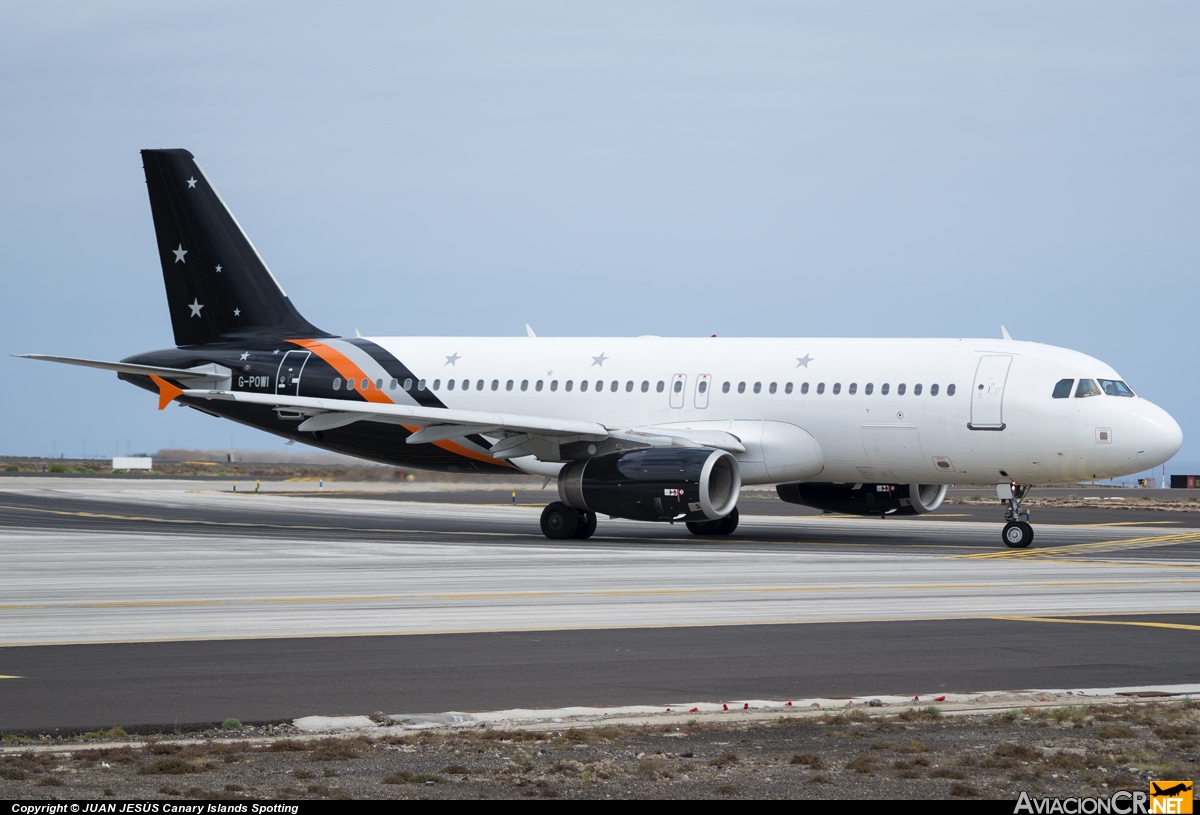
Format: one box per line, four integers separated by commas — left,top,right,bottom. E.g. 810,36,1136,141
17,354,230,381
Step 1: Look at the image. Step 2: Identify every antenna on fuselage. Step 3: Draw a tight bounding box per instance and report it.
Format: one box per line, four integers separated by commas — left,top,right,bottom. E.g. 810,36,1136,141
1000,325,1013,341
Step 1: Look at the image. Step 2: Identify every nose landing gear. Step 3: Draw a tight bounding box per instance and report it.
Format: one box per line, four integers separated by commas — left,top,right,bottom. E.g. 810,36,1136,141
999,483,1033,548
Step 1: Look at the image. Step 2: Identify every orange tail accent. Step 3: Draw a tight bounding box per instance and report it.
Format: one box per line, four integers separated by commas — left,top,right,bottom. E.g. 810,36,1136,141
149,374,184,410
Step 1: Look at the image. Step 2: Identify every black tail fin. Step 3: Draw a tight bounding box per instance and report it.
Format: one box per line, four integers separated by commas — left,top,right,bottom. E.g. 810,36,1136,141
141,149,329,347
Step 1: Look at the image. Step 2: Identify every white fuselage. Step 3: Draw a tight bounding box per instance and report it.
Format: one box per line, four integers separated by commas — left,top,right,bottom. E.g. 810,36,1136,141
362,335,1182,486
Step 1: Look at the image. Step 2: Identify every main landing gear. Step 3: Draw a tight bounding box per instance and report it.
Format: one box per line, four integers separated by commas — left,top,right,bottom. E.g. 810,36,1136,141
999,483,1033,549
686,506,739,537
540,502,597,540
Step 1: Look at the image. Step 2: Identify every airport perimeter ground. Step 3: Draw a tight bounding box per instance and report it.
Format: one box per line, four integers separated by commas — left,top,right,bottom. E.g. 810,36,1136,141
1,475,1198,800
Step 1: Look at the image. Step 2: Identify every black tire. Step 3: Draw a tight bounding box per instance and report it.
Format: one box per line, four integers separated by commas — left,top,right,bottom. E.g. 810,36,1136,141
686,519,720,536
574,511,597,539
541,502,580,539
716,506,739,535
1002,520,1033,549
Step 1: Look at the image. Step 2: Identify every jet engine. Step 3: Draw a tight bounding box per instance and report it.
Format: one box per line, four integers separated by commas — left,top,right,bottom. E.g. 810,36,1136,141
776,482,948,517
558,448,741,523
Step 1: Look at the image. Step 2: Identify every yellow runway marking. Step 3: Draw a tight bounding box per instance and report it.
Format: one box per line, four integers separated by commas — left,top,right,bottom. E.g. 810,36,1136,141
0,675,22,679
955,532,1200,560
991,615,1200,632
1070,521,1183,527
3,578,1198,612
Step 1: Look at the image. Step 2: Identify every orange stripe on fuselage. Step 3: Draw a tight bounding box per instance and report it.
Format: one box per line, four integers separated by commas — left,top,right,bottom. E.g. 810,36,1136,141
290,339,508,468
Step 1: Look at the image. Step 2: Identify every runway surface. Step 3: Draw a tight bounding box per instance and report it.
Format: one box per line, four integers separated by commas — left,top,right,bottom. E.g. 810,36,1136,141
1,477,1198,731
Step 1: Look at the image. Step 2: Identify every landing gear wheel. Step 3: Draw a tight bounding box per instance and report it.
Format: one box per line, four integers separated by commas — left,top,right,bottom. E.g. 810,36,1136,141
686,519,721,536
541,502,580,540
1002,521,1033,549
716,506,739,536
574,511,597,539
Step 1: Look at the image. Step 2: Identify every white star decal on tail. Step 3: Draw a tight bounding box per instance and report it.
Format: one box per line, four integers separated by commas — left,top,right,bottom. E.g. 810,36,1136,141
188,299,203,317
173,245,188,263
186,177,197,189
233,308,241,317
215,265,222,273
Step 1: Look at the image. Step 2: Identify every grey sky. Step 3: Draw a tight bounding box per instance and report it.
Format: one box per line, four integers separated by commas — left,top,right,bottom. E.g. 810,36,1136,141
1,2,1197,473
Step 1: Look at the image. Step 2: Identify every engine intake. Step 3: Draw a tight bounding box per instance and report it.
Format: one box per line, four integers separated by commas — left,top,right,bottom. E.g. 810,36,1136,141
559,448,741,522
777,482,948,517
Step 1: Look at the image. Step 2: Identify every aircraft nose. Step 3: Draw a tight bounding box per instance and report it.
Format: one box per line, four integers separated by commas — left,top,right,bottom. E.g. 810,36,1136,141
1135,403,1183,469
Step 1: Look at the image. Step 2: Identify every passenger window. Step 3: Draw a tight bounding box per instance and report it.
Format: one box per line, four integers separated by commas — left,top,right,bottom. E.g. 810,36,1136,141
801,382,809,394
753,382,761,394
491,379,499,391
737,382,746,394
865,383,873,395
947,384,956,396
447,380,456,391
699,380,708,394
432,379,440,390
536,380,543,392
506,380,514,391
897,383,906,396
930,383,939,396
722,382,730,393
565,380,574,392
461,379,469,391
832,383,841,394
656,381,664,393
642,381,650,393
612,381,619,393
521,380,529,391
849,383,857,395
347,378,356,391
673,380,683,393
1052,379,1074,399
785,382,793,394
597,380,604,392
1076,379,1101,398
403,378,413,391
390,378,397,390
333,378,342,390
769,382,777,394
550,380,558,392
580,380,589,392
362,378,370,390
417,379,426,391
881,383,890,395
625,381,633,392
476,379,484,391
914,384,922,396
817,383,825,394
1099,379,1135,397
376,379,383,390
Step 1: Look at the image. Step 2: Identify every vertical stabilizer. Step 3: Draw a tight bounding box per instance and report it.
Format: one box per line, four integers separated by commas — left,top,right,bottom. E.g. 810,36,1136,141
141,149,329,346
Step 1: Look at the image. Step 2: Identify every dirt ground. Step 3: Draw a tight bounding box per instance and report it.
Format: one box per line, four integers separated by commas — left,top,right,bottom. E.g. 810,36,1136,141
2,701,1197,800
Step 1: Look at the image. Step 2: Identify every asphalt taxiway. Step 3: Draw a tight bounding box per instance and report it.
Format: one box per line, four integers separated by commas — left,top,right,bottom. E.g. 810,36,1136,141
1,477,1198,732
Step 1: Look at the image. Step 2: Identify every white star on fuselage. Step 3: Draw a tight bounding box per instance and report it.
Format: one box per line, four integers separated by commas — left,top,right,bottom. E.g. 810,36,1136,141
173,244,188,263
591,353,608,367
445,352,461,366
796,354,813,368
272,349,280,355
233,308,241,317
186,177,197,189
239,352,250,361
188,299,203,317
215,265,222,273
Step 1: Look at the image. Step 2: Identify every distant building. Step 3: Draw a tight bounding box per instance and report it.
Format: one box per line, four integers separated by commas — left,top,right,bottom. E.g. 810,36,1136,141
112,457,152,471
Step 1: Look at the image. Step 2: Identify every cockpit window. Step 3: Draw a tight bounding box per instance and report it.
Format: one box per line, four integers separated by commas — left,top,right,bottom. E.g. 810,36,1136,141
1075,379,1101,398
1052,379,1074,399
1099,379,1135,397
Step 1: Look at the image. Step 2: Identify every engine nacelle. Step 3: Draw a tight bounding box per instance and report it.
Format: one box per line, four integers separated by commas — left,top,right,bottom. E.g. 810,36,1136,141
777,482,948,517
559,448,741,523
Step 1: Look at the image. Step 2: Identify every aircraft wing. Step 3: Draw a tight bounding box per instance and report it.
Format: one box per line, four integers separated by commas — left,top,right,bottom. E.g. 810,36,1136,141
180,389,746,459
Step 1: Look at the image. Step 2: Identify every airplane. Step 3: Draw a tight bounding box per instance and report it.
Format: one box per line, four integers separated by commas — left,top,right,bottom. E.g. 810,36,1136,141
1151,782,1192,798
19,149,1184,548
